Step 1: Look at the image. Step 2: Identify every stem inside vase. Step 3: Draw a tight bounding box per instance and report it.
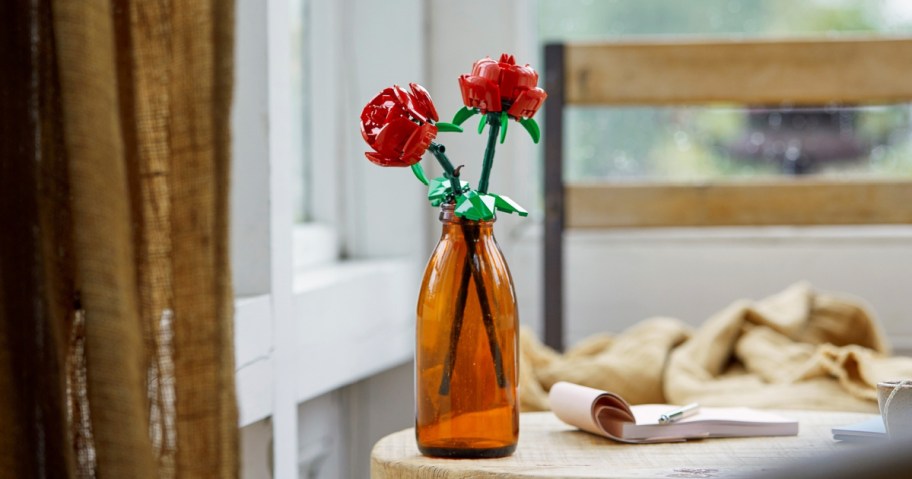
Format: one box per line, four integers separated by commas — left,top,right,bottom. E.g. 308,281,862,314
438,221,507,395
438,259,470,396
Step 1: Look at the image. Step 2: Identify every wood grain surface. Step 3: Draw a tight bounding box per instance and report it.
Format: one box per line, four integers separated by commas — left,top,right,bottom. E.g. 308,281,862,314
565,179,912,228
564,37,912,106
371,410,875,479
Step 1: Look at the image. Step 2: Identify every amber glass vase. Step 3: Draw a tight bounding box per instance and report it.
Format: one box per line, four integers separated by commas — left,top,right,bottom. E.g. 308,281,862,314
415,204,519,458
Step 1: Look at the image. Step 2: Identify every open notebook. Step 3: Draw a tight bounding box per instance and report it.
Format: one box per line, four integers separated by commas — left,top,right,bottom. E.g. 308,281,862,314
549,381,799,443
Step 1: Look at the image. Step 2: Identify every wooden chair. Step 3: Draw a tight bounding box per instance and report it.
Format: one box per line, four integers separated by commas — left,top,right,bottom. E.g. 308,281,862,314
542,37,912,350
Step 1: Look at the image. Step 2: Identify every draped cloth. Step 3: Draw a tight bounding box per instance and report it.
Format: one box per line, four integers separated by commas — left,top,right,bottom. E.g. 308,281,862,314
0,0,238,477
521,283,912,414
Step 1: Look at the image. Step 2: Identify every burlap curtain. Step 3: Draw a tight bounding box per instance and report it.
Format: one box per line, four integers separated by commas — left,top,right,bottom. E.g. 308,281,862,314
0,0,238,477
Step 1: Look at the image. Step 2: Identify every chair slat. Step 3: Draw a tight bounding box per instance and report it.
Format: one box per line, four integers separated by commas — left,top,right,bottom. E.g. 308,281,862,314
567,179,912,228
566,37,912,105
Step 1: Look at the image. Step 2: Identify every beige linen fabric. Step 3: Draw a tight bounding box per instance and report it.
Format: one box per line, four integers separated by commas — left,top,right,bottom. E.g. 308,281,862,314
0,0,238,477
521,283,912,414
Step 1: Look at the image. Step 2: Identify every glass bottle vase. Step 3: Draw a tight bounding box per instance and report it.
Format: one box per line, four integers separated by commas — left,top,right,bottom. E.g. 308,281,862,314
415,204,519,458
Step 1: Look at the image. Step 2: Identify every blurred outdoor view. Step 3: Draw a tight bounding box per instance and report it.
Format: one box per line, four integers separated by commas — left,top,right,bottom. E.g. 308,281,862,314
539,0,912,181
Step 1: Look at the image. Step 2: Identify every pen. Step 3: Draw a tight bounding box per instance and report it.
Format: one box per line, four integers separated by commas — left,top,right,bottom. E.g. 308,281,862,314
658,403,700,424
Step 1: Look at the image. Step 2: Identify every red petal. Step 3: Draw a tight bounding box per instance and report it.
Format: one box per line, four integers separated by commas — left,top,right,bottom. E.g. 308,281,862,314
458,75,502,113
360,97,384,141
409,83,439,123
373,117,418,158
506,87,547,119
400,123,437,165
499,63,538,103
361,87,412,144
367,87,396,108
391,85,410,107
360,106,387,142
390,84,427,123
474,59,502,85
498,53,515,65
471,57,497,77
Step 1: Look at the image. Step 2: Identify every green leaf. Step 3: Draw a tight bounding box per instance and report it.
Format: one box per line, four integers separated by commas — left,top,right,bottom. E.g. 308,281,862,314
519,117,541,144
455,190,496,221
427,177,448,207
452,106,478,126
499,112,509,144
427,176,469,207
410,163,429,186
477,113,487,134
435,122,464,133
488,193,528,217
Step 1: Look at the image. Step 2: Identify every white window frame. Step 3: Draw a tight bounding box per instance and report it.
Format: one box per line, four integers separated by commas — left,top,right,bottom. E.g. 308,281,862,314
231,0,426,476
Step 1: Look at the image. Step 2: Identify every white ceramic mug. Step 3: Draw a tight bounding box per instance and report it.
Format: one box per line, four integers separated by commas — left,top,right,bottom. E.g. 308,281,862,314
877,380,912,440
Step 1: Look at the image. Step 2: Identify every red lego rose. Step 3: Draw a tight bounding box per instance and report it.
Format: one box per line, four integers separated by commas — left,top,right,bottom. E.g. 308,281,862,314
361,83,439,167
458,54,547,119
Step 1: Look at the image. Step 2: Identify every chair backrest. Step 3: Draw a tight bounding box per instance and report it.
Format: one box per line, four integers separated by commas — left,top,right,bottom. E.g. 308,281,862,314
543,37,912,350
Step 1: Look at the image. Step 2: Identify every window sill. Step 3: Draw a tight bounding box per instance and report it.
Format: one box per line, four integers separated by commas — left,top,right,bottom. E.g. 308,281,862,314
235,294,274,426
234,258,418,426
292,258,418,402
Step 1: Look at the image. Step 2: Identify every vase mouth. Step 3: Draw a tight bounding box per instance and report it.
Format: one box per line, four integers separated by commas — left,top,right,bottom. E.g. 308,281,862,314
439,203,495,225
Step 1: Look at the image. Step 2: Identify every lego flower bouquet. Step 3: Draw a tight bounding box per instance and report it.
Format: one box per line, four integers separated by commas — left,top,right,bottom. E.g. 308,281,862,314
360,54,546,458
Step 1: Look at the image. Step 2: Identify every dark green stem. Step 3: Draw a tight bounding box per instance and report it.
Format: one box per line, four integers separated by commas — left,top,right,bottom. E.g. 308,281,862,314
438,259,470,396
438,223,508,394
428,142,463,199
462,223,506,388
477,113,502,194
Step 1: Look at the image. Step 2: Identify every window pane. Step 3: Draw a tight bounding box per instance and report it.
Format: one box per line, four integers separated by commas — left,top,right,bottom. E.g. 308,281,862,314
565,105,912,181
539,0,912,42
290,0,311,222
540,0,912,182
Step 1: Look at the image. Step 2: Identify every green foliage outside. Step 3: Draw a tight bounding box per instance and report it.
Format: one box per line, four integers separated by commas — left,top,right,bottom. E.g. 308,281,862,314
539,0,912,181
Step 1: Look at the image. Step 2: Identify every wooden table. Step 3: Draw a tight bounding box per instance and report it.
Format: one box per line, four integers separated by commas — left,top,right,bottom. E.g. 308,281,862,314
371,410,876,478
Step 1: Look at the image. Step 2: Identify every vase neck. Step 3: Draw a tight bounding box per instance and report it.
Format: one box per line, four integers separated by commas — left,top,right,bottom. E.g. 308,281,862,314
438,204,495,238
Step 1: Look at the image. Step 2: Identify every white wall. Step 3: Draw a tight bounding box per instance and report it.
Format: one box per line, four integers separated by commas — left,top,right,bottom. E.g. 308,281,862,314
240,362,413,479
342,363,415,479
509,226,912,354
295,362,413,479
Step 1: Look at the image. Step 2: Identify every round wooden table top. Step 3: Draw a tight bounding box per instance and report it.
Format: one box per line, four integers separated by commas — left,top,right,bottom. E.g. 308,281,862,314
371,410,876,479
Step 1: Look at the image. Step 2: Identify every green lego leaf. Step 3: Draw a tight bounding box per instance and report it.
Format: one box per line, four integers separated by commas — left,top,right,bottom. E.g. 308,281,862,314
427,176,469,207
455,190,496,221
519,117,541,144
427,177,448,206
477,113,487,134
489,193,528,217
435,122,464,133
499,112,509,144
452,106,478,126
410,163,429,186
